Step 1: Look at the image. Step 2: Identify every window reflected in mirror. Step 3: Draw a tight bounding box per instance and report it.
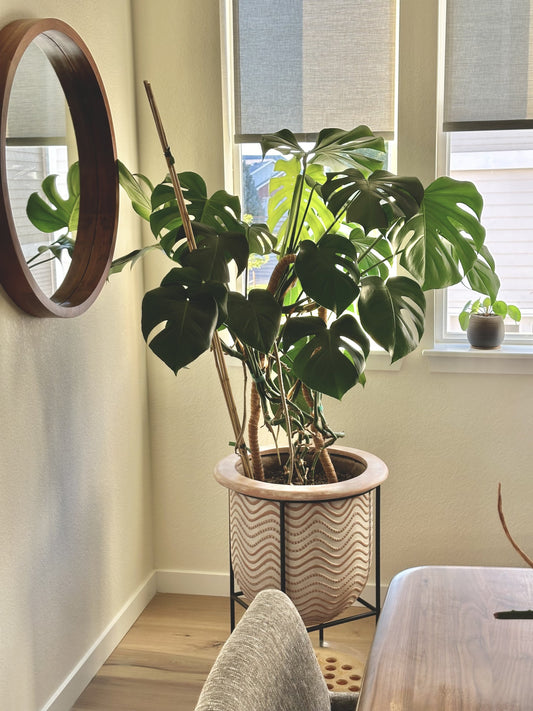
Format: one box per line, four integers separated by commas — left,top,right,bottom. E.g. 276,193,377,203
5,40,77,298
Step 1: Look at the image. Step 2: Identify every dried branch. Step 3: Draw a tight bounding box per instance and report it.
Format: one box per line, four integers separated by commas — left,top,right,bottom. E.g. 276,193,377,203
497,483,533,568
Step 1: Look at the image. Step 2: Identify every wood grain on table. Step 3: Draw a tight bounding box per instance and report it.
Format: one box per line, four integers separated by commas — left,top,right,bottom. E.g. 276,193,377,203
357,566,533,710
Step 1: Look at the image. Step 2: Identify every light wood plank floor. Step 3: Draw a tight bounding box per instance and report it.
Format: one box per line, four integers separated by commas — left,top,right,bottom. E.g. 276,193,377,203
71,594,376,711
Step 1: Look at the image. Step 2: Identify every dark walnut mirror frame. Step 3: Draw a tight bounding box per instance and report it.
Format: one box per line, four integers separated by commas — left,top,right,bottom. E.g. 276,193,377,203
0,18,118,317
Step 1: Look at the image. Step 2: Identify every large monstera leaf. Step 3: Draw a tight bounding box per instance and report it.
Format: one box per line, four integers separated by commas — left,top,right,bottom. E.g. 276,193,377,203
226,289,282,353
141,268,228,374
260,126,386,173
392,176,486,290
463,244,500,302
321,170,424,232
26,161,80,233
295,235,359,315
149,172,244,241
358,276,426,362
117,160,152,220
177,226,249,281
310,126,386,172
267,158,333,247
282,314,370,399
245,223,277,256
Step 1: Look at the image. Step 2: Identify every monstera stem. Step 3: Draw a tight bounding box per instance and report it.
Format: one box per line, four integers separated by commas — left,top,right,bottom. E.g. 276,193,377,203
302,385,337,484
246,254,297,479
303,306,337,483
248,383,265,481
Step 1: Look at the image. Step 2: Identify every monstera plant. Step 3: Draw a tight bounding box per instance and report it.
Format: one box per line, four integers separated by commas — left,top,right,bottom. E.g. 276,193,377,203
27,126,499,484
27,126,505,626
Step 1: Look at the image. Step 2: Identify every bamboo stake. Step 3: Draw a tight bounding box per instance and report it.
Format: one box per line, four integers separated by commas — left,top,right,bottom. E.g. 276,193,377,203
143,81,253,478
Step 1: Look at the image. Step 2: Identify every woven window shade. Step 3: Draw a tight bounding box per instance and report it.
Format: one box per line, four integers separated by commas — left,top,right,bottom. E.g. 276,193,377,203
233,0,397,142
6,42,67,144
444,0,533,131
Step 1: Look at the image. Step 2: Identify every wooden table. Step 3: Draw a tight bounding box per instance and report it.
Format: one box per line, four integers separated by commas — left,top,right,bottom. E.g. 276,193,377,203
357,566,533,710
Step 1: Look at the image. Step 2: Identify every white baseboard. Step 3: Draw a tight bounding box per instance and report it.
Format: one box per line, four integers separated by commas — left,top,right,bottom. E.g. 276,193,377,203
40,571,157,711
156,569,387,605
156,569,231,597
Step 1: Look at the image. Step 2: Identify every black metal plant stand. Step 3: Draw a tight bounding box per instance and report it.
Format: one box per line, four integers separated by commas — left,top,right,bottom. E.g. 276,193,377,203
229,485,382,645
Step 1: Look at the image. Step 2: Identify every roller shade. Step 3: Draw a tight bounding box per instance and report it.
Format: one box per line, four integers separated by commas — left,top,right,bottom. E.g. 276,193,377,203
233,0,397,142
6,42,67,145
444,0,533,131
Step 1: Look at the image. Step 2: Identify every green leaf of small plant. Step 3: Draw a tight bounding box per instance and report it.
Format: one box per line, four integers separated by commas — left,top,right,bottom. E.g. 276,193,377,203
508,304,521,322
458,308,470,331
491,300,508,318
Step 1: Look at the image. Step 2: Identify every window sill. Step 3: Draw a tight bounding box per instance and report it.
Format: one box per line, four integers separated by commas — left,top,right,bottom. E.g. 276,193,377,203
423,343,533,374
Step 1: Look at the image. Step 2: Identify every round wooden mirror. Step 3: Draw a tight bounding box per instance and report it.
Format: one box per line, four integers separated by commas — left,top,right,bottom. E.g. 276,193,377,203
0,18,118,317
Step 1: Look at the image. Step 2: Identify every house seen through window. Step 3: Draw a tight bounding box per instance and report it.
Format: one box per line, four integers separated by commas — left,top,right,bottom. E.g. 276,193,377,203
444,130,533,341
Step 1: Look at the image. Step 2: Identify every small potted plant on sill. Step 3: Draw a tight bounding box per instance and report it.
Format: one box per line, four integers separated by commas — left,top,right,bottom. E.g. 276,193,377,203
459,296,521,349
27,126,501,625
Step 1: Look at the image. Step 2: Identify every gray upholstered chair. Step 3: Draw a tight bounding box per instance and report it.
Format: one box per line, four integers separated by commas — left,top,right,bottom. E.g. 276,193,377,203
194,589,359,711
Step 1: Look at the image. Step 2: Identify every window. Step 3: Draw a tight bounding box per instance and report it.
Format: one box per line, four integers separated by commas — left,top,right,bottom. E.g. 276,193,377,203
225,0,398,290
439,0,533,346
441,130,533,342
5,40,73,297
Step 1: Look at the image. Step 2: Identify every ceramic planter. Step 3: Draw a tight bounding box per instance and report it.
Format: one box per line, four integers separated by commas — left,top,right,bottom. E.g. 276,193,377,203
214,445,388,627
467,313,505,349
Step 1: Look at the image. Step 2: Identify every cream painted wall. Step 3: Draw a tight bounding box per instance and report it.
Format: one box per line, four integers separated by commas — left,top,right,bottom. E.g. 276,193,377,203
136,0,533,586
0,2,153,710
130,0,234,576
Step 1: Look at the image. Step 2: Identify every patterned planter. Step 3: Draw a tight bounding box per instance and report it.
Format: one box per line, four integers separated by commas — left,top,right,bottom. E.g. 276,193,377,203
214,446,388,627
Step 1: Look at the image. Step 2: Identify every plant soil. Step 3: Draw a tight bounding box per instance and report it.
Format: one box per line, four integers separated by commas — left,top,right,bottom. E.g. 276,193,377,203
259,451,367,486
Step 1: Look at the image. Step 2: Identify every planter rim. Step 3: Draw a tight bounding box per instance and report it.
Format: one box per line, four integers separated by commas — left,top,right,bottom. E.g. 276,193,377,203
469,313,503,321
214,445,388,501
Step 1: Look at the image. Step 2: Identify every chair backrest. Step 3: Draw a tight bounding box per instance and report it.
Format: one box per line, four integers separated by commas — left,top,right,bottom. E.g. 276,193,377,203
194,589,332,711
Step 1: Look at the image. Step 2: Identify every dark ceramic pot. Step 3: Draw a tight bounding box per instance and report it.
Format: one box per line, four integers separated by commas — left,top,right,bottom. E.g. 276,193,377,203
466,313,505,349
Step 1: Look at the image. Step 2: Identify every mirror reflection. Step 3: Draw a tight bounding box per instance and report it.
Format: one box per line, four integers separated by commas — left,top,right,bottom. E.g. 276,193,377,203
5,40,77,298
